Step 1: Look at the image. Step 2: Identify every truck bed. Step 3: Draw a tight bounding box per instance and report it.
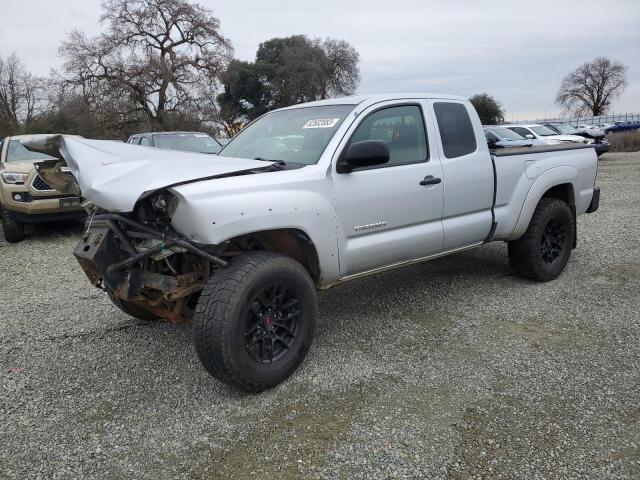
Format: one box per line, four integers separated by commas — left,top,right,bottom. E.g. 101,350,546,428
490,143,598,242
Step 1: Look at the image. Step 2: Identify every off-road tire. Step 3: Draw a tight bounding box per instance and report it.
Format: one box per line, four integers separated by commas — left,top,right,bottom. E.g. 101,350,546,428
107,291,160,321
508,198,574,282
193,251,317,392
0,206,26,243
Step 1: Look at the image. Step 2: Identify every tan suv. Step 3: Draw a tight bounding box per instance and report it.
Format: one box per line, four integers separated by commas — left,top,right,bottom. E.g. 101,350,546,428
0,135,85,242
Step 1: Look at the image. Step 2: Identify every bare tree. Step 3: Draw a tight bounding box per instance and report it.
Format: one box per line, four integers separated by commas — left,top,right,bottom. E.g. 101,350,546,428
0,53,48,135
59,0,232,129
190,76,244,138
556,57,627,116
321,38,360,99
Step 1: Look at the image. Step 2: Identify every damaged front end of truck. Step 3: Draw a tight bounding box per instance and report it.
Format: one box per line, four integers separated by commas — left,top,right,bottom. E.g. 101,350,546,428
75,203,227,322
25,135,274,323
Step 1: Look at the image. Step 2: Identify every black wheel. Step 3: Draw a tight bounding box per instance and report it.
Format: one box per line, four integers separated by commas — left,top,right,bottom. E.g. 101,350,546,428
193,251,317,392
107,291,160,321
508,198,574,282
0,206,26,243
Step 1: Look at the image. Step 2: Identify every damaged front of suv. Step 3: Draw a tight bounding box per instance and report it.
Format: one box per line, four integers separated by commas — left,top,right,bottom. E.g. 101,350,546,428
26,135,276,323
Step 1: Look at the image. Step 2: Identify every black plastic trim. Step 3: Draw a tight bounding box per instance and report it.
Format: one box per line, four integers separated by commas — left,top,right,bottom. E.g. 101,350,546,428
492,144,590,157
10,210,86,224
586,187,600,213
484,154,499,243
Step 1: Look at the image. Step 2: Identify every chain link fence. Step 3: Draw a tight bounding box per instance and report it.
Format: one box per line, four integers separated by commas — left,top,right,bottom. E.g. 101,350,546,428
522,113,640,126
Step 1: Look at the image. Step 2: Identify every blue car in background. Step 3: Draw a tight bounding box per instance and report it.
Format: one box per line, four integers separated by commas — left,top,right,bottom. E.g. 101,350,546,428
607,120,640,133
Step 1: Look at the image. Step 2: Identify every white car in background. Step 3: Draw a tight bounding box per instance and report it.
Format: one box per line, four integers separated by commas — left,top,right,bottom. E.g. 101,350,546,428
507,124,590,145
575,124,606,136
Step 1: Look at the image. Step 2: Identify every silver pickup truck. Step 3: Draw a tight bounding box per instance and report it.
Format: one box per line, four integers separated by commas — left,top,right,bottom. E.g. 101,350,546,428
28,93,600,392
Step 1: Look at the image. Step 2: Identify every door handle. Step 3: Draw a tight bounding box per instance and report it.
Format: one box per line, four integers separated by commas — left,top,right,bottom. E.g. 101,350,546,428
419,175,442,186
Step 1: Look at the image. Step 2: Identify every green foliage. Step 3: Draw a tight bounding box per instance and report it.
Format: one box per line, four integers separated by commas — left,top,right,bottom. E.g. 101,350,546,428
218,35,360,126
217,60,272,121
469,93,505,125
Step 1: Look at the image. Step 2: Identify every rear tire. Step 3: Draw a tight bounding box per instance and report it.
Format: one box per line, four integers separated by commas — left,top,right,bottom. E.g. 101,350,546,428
508,198,574,282
193,251,317,392
107,291,160,321
0,206,26,243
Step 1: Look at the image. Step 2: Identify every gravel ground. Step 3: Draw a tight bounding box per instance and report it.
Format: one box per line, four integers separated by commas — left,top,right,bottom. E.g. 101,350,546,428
1,152,639,479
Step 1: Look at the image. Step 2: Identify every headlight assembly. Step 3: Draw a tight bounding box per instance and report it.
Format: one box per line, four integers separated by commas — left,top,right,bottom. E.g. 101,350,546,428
1,172,29,184
150,190,179,217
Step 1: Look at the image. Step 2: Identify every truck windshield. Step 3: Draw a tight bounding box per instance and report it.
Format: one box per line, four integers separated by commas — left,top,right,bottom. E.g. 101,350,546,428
530,126,559,137
154,133,222,154
219,105,356,165
6,140,57,162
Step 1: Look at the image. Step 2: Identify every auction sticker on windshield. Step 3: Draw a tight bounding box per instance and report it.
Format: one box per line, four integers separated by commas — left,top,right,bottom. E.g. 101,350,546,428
303,118,341,129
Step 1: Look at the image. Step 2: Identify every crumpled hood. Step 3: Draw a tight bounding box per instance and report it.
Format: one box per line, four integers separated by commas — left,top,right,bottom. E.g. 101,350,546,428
23,135,272,212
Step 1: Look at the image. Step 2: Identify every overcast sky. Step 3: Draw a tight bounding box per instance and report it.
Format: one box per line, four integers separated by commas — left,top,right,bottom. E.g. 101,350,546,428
1,0,638,120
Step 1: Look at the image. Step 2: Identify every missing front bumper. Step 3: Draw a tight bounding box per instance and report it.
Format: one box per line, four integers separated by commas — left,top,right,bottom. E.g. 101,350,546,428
73,214,226,321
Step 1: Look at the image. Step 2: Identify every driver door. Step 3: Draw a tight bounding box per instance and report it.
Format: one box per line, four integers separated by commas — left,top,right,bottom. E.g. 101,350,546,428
332,101,445,277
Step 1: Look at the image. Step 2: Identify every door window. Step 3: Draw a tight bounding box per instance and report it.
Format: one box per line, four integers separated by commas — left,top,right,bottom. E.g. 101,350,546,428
348,105,428,168
139,137,151,146
433,102,477,158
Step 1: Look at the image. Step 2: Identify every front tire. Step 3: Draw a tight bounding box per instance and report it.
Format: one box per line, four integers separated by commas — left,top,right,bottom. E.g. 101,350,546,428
508,198,574,282
1,207,26,243
193,251,317,392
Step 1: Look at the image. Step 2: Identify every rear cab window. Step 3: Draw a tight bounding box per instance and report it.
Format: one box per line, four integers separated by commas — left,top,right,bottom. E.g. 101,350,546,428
433,102,477,158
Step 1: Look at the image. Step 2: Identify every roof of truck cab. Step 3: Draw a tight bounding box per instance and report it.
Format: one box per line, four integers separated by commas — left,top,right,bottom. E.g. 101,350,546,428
277,93,468,111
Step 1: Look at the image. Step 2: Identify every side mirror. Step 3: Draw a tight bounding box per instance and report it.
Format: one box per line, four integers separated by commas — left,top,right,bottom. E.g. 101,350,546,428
337,140,390,174
525,134,534,139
